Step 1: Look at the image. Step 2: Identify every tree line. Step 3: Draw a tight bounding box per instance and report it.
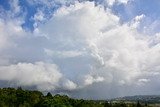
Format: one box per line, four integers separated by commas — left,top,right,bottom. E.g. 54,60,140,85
0,87,147,107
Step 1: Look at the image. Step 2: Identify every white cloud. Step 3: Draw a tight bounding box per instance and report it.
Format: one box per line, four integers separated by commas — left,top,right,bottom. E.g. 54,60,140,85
0,62,62,89
44,48,85,58
137,78,150,86
0,19,24,51
1,1,160,98
9,0,21,14
138,78,150,83
36,1,160,97
0,62,77,91
32,9,46,28
106,0,116,6
0,17,78,91
27,0,75,6
106,0,131,6
130,14,145,28
7,0,25,20
62,79,77,90
83,75,104,86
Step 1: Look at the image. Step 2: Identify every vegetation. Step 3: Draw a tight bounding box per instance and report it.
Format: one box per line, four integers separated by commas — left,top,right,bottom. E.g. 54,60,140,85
0,87,156,107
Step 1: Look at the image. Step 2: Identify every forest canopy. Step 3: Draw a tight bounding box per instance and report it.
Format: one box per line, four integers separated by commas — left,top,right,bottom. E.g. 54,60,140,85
0,87,147,107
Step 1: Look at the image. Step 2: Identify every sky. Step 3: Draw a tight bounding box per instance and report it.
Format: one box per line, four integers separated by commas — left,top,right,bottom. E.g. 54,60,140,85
0,0,160,99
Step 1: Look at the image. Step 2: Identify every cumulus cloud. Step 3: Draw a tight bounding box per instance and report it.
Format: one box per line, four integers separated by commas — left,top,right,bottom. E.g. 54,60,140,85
130,14,145,28
0,0,160,99
36,1,160,97
0,20,20,49
61,79,77,90
0,18,25,66
0,62,61,90
0,62,77,91
83,75,104,86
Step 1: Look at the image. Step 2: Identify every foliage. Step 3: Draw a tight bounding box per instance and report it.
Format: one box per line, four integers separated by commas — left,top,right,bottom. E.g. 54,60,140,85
0,87,151,107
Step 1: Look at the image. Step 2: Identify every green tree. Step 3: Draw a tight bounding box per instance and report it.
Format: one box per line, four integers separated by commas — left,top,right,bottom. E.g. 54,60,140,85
104,101,110,107
46,92,52,98
136,101,141,107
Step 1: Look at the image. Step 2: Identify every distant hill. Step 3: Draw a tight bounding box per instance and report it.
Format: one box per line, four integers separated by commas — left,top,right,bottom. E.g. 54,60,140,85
113,95,160,104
